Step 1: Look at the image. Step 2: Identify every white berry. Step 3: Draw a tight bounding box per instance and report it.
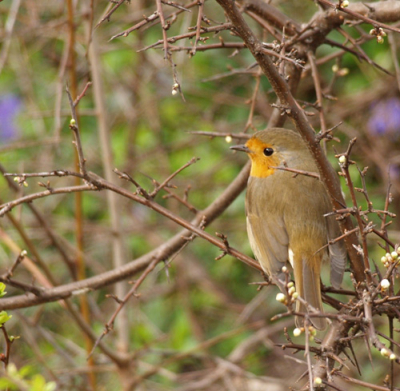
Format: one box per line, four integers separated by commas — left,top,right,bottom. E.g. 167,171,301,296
381,279,390,290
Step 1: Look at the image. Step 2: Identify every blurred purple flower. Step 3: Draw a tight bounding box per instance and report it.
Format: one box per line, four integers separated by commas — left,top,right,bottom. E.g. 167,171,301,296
368,97,400,138
389,165,400,180
0,94,22,141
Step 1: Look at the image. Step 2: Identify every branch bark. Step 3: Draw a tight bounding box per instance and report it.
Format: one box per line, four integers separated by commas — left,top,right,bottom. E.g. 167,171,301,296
0,164,255,310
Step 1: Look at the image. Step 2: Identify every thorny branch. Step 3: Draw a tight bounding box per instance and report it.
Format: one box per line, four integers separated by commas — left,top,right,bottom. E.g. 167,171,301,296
216,0,367,285
89,258,159,358
2,0,400,389
212,0,400,388
0,165,260,310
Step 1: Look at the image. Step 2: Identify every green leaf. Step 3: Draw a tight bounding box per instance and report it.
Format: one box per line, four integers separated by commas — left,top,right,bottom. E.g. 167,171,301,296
0,283,7,297
30,375,46,391
0,311,12,326
44,382,57,391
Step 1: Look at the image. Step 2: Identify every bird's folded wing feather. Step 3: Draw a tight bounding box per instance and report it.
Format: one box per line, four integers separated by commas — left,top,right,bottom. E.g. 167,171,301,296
326,215,347,288
246,212,289,277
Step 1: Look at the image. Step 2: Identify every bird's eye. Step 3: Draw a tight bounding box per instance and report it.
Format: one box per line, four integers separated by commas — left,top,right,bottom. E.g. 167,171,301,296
263,148,274,156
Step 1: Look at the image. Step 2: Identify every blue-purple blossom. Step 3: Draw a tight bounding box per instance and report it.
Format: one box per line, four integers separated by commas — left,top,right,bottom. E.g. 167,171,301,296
0,94,22,141
389,165,400,180
368,97,400,138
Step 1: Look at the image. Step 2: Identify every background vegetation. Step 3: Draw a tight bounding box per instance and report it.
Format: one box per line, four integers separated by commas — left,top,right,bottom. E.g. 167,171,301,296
0,0,400,390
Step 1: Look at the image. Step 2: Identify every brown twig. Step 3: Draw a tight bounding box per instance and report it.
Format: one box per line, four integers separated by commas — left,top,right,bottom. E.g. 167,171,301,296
0,163,257,311
3,250,27,279
155,0,171,60
89,258,159,357
338,138,372,285
191,0,205,55
0,165,77,276
0,0,21,75
189,131,251,139
244,67,262,132
315,227,360,254
66,86,88,177
269,166,320,179
161,0,191,12
0,185,95,217
388,32,400,91
335,369,400,391
3,170,84,179
363,289,399,363
316,0,400,34
378,183,394,253
73,81,92,107
110,0,198,41
304,319,315,391
137,23,233,52
149,157,200,198
307,51,327,152
0,325,13,369
95,0,126,28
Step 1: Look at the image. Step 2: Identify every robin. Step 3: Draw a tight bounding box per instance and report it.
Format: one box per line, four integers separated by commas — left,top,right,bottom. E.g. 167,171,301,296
231,128,346,330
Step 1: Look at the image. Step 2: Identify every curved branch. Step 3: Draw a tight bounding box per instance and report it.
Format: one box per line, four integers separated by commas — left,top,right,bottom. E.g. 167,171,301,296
0,185,94,216
244,0,400,35
317,0,400,33
0,163,258,311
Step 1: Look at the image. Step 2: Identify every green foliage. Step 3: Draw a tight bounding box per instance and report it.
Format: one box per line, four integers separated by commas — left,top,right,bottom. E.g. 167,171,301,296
0,0,399,389
0,364,56,391
0,283,7,298
0,311,12,326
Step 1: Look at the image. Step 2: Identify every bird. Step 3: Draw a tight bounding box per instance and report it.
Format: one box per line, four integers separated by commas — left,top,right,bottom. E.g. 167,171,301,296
231,128,346,330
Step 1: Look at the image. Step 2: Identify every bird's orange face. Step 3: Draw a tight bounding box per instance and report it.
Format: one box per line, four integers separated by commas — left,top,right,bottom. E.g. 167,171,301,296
245,138,280,178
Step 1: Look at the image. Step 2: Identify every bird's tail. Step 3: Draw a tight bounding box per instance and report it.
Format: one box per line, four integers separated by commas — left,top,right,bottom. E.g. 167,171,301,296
293,255,326,330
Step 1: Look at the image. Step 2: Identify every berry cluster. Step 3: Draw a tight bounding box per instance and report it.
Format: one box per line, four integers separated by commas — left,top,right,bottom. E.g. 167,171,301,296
380,248,400,269
369,27,387,44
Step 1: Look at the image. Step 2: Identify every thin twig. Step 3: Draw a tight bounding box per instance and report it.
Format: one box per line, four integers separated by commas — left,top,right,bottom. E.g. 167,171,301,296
0,0,21,75
269,166,320,179
109,0,198,41
338,138,372,284
316,0,400,34
191,0,205,55
3,170,84,179
95,0,126,28
137,23,233,52
189,131,251,139
89,258,159,358
155,0,170,60
307,51,327,152
245,67,262,132
335,371,400,391
66,85,88,177
304,320,315,391
0,185,95,217
73,82,92,107
149,157,200,197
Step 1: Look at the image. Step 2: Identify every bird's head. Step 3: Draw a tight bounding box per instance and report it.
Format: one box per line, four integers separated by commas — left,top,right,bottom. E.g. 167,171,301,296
231,128,306,178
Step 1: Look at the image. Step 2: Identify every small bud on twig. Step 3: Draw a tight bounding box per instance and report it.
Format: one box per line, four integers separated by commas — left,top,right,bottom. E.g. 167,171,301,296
276,293,286,303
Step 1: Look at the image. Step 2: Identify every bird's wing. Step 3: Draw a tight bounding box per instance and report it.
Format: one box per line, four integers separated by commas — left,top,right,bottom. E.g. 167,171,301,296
246,212,289,277
326,214,347,288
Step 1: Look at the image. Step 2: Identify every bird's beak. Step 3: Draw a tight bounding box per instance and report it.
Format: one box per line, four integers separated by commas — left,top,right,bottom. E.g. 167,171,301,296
230,144,250,153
